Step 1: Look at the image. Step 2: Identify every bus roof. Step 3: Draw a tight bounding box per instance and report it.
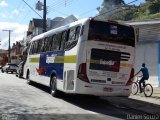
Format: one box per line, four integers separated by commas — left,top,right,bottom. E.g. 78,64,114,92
31,18,133,42
31,18,89,42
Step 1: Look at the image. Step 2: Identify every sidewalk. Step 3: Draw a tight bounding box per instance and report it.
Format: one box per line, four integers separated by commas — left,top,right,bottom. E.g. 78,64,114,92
102,87,160,115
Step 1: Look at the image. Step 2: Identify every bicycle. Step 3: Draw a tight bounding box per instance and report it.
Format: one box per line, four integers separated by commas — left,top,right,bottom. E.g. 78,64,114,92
131,76,153,97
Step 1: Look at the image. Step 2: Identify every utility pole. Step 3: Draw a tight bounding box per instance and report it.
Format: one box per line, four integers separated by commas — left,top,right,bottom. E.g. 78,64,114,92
2,30,13,63
43,0,47,32
36,0,47,32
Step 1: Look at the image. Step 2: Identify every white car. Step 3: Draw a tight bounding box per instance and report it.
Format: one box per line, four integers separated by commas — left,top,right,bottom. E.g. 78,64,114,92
1,63,18,74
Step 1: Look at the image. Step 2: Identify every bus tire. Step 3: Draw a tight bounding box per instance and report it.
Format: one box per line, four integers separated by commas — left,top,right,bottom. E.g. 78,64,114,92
50,76,60,97
18,74,21,78
26,70,32,85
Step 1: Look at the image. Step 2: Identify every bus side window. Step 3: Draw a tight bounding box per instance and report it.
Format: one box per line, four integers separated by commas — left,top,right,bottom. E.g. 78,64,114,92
29,42,34,55
34,41,39,54
60,31,68,50
51,33,62,51
75,26,81,40
37,39,43,53
80,25,84,36
48,35,53,51
41,37,47,52
69,27,76,40
65,26,81,50
41,39,46,52
55,33,62,51
30,41,37,54
51,35,56,51
43,37,49,52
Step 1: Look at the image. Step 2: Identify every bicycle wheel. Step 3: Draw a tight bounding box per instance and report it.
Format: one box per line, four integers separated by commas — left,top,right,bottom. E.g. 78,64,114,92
131,82,138,95
144,84,153,97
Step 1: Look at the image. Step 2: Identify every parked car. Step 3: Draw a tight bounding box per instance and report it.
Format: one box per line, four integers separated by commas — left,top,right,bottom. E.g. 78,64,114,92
16,61,24,78
1,63,18,74
0,65,2,69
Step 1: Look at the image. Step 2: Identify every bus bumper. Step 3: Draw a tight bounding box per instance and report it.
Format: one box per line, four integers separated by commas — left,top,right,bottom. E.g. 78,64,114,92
74,81,131,97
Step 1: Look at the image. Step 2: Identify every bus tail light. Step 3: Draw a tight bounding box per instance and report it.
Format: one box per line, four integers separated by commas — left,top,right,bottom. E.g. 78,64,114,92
126,68,134,86
77,63,90,83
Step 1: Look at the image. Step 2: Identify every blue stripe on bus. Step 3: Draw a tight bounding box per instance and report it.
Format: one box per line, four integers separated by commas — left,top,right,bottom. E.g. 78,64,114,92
39,51,64,80
158,42,160,87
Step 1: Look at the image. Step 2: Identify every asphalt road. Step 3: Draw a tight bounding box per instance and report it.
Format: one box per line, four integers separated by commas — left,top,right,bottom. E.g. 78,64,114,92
0,72,146,120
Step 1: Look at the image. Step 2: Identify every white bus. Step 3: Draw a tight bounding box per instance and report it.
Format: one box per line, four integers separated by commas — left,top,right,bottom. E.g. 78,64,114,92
23,18,135,97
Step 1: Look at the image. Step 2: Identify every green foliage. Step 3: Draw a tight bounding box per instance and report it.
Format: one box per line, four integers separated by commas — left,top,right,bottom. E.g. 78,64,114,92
135,0,160,20
97,0,160,21
137,13,160,20
148,0,160,14
109,8,136,21
96,0,126,20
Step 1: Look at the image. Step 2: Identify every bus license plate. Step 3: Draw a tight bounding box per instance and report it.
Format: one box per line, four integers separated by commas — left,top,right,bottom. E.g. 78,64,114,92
103,87,112,92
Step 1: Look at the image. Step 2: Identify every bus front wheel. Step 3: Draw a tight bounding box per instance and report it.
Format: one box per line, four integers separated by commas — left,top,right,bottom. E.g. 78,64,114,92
50,76,60,97
26,71,32,84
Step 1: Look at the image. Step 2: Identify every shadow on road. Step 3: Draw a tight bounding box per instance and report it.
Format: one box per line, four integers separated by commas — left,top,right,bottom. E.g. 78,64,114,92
28,81,147,120
29,81,50,93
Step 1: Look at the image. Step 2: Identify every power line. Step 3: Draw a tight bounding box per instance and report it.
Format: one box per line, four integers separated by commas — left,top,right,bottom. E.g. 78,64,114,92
79,7,98,17
49,0,69,9
8,0,25,23
21,0,43,19
48,0,75,13
94,0,138,19
19,9,32,24
112,0,159,21
48,7,69,16
12,0,29,24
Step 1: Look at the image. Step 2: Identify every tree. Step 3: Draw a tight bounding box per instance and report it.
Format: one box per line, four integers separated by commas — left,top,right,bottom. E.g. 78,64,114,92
96,0,126,20
148,0,160,14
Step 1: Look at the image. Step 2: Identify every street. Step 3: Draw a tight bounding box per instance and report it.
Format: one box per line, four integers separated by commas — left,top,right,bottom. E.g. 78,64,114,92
0,72,147,120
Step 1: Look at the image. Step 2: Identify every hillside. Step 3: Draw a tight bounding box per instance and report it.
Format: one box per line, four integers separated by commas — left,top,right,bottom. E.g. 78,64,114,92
97,0,160,21
134,0,160,20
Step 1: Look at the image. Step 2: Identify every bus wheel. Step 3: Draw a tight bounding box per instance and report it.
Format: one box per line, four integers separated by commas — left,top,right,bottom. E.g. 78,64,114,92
26,71,32,84
50,76,60,97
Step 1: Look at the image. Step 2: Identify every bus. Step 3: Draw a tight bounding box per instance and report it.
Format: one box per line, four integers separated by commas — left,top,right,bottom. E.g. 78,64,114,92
23,18,135,97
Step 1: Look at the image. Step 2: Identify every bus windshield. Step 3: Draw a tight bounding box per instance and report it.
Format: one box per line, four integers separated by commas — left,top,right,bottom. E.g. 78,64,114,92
88,20,135,47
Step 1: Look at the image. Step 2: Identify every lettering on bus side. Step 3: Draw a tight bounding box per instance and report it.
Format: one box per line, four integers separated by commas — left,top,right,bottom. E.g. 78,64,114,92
46,54,57,64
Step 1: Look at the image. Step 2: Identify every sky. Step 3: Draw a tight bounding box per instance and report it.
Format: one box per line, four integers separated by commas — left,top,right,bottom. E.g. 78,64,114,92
0,0,145,50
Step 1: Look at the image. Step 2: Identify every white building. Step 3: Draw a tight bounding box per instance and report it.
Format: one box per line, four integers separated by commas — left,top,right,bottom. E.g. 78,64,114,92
127,20,160,87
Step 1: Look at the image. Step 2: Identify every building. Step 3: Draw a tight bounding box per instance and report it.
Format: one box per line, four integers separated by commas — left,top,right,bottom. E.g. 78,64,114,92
24,15,77,45
50,15,77,29
27,18,43,39
127,20,160,87
10,41,23,64
0,50,8,66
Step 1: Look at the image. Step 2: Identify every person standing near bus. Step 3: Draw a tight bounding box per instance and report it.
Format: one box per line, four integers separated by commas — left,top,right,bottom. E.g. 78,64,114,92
134,63,149,93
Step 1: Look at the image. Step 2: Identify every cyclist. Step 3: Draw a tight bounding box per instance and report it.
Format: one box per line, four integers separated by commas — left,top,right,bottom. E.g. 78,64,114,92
134,63,149,93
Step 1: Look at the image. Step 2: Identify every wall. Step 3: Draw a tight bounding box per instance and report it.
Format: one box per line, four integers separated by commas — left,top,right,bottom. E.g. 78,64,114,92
135,43,159,87
132,22,160,87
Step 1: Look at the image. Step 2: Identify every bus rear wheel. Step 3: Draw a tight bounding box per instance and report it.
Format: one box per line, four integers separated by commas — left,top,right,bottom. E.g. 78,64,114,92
50,76,60,97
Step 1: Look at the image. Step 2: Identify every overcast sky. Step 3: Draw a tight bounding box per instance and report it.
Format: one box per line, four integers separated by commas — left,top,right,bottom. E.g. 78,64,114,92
0,0,145,50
